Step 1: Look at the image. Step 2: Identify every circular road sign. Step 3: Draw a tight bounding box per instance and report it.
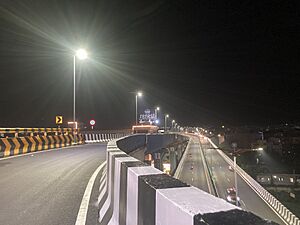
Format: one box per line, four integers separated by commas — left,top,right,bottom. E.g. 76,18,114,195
90,120,96,126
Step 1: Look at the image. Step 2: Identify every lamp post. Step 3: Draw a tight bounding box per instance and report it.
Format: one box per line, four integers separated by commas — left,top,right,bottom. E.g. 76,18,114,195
172,120,175,129
232,142,239,206
73,49,87,126
72,49,87,145
135,91,142,125
155,107,160,120
164,114,169,131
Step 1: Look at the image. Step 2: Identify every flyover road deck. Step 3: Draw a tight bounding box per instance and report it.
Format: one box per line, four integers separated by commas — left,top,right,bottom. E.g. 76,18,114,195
200,137,284,225
0,144,106,225
177,136,211,193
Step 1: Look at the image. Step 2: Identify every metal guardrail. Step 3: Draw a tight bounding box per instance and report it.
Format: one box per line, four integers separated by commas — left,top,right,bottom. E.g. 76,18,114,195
207,138,300,225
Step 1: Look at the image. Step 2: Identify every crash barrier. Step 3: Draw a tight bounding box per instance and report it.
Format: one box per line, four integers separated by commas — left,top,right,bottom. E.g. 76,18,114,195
0,134,84,158
208,138,300,225
97,137,277,225
83,132,130,143
82,130,131,143
0,127,76,137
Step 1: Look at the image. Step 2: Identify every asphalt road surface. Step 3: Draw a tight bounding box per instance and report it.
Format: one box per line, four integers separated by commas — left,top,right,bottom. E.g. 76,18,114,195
177,136,211,193
200,137,284,225
0,144,106,225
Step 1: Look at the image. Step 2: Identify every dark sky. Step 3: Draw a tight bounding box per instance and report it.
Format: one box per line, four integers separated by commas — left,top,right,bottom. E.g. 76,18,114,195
0,0,299,129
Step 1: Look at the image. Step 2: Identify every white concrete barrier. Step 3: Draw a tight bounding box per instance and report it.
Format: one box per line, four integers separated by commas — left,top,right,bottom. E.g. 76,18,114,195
84,132,129,144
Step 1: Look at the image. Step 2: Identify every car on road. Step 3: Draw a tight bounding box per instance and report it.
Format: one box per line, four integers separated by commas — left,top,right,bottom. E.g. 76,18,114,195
226,188,240,205
228,165,233,171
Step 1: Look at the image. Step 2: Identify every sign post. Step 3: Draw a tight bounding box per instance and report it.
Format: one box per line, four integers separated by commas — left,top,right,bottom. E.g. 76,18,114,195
90,119,96,130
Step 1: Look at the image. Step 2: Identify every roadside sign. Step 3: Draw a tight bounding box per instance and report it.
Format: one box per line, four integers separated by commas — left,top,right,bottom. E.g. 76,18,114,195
90,120,96,126
56,116,63,124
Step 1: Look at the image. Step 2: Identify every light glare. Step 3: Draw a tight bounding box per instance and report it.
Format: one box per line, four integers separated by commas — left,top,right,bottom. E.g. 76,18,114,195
76,48,88,60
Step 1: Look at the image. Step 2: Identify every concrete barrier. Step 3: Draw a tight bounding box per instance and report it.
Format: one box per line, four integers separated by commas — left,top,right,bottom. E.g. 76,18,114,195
98,137,278,225
84,132,128,143
0,134,84,158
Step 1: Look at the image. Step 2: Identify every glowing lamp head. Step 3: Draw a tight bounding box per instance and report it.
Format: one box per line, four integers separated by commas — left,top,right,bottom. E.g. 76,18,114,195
76,48,88,60
156,107,160,111
137,92,142,97
172,120,175,123
166,114,169,118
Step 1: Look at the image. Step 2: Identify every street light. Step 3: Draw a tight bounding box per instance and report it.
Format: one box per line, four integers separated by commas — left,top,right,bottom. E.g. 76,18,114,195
232,142,239,206
234,155,239,206
155,107,160,121
73,48,88,127
164,114,169,131
135,91,142,125
172,120,175,129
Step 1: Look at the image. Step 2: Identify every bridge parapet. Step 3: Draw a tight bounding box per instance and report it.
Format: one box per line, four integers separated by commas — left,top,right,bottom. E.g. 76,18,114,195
0,127,77,137
98,135,278,225
82,130,130,143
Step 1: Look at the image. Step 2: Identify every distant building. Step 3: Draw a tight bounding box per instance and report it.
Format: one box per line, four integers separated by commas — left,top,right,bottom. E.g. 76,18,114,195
265,127,300,162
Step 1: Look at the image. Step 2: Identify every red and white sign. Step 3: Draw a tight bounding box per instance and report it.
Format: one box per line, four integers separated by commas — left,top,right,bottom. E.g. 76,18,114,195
90,120,96,126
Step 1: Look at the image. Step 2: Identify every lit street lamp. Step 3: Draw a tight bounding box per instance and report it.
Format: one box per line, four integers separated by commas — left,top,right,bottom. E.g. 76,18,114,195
232,142,239,206
73,49,87,125
172,120,175,129
234,155,239,206
135,91,142,125
155,107,160,120
164,114,169,131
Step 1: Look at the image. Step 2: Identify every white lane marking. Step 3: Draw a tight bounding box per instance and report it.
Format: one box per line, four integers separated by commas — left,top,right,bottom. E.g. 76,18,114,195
197,138,213,195
240,200,246,210
227,178,231,183
0,144,86,161
75,161,106,225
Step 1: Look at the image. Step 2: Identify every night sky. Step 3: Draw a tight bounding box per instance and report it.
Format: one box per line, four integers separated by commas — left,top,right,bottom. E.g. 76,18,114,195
0,0,299,129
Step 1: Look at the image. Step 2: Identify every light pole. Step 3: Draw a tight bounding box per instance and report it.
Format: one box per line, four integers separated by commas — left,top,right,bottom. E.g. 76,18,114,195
164,114,169,131
172,120,175,129
73,49,87,126
232,142,239,206
155,107,160,120
234,156,238,206
135,91,142,125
